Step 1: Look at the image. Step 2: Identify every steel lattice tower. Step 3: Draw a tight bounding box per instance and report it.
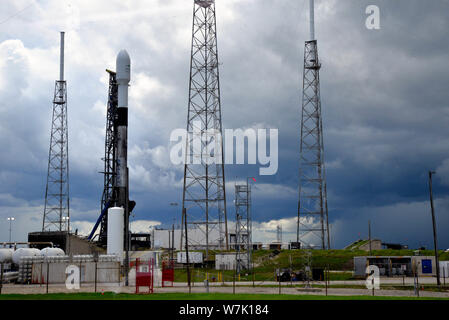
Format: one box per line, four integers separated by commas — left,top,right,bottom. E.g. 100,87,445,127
42,32,70,232
297,1,330,249
98,70,119,244
181,0,228,257
235,180,252,273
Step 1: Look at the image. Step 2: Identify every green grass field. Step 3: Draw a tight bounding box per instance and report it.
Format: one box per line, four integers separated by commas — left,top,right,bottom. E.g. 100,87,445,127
0,292,447,300
172,248,449,283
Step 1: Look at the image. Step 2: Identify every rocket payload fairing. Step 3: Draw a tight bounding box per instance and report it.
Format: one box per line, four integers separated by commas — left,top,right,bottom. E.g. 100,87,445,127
116,50,131,209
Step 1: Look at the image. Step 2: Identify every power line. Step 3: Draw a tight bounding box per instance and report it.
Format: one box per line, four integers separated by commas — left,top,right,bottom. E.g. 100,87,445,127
0,2,37,26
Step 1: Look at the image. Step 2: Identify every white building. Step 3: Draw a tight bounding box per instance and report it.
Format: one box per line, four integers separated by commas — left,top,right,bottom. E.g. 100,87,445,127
151,228,226,251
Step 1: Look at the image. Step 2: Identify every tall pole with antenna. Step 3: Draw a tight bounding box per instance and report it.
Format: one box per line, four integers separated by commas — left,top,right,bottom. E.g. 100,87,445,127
43,32,70,232
297,0,330,249
428,171,441,286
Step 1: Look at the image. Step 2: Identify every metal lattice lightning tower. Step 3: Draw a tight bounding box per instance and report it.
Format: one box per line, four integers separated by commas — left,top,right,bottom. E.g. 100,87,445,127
235,180,252,273
42,32,70,232
181,0,228,257
297,0,330,249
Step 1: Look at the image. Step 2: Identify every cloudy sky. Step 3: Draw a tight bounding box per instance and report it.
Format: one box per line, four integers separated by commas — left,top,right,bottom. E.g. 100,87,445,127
0,0,448,249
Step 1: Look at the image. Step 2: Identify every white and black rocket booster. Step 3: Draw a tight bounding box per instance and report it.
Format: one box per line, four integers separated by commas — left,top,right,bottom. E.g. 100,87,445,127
116,50,131,209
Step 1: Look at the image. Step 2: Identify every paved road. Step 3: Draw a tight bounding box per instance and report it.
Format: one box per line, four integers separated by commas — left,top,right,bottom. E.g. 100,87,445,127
1,281,448,298
173,276,446,286
156,285,449,299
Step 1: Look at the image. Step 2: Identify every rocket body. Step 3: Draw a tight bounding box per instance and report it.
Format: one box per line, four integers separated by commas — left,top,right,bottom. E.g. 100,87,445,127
116,50,131,208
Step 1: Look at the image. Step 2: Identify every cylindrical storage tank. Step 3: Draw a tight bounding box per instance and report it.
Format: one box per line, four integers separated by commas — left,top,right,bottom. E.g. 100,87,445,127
40,247,65,257
107,207,124,262
0,248,14,263
12,248,42,265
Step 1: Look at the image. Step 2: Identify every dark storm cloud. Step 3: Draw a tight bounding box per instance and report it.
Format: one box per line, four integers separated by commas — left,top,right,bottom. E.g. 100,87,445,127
0,0,448,249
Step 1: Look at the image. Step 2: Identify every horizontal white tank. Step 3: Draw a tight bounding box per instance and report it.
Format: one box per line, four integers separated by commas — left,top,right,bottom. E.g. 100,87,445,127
12,248,42,265
0,248,14,263
107,207,124,262
40,247,65,257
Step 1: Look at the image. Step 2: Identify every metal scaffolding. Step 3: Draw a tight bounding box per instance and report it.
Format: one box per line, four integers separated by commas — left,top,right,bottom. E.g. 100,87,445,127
181,0,228,258
98,70,119,245
42,32,70,232
235,181,252,273
297,1,330,249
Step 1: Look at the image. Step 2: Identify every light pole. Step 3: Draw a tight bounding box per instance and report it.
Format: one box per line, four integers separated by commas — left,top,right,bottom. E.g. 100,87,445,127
7,217,15,247
62,216,70,254
62,216,70,231
428,171,441,286
368,220,372,256
170,202,179,260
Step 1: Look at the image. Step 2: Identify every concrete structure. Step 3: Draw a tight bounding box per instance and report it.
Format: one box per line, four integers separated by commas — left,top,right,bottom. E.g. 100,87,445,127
130,233,151,251
382,243,409,250
266,242,290,250
359,240,382,251
344,239,382,251
440,261,449,278
354,256,437,277
177,251,203,264
17,255,120,284
28,231,105,256
153,228,224,251
31,260,120,284
269,242,282,250
152,228,182,250
215,252,249,271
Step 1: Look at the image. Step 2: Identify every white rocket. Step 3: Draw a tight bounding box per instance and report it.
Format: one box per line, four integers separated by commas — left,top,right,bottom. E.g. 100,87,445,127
116,50,131,208
106,50,130,262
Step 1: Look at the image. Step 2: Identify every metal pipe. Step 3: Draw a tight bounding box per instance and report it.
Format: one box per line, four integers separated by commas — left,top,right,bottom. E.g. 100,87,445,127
7,217,14,245
429,171,441,286
1,242,54,248
368,220,372,255
172,224,175,261
183,208,191,294
46,262,49,294
94,261,98,293
60,31,65,81
309,0,315,40
0,263,3,294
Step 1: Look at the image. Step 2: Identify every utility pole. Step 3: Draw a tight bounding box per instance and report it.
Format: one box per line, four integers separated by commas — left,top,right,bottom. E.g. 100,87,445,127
428,171,441,286
172,223,175,262
183,208,191,293
368,220,372,256
7,217,15,248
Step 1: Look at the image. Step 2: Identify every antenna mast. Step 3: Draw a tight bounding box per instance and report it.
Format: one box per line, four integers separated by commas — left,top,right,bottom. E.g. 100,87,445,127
309,0,315,40
43,32,70,232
